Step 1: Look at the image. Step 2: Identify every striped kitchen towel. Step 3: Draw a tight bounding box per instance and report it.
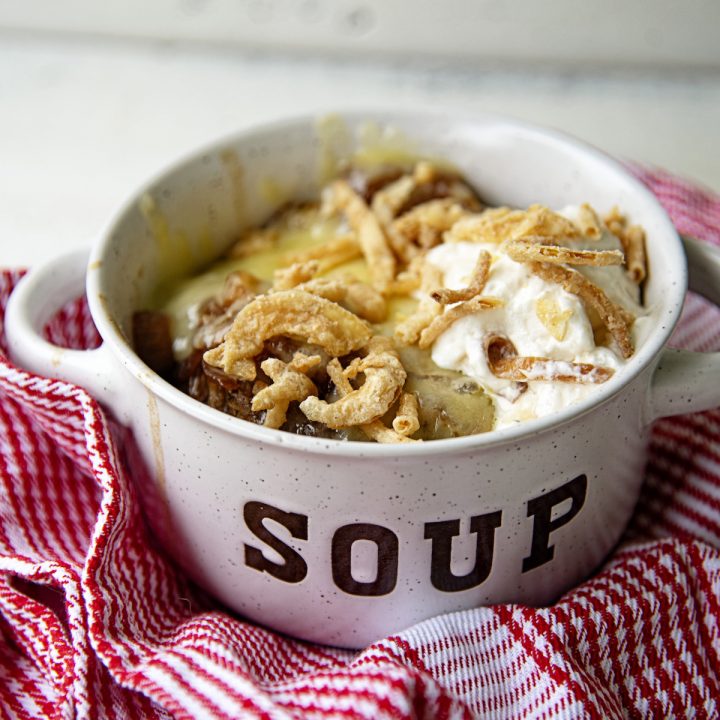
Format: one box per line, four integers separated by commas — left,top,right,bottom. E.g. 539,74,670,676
0,167,718,719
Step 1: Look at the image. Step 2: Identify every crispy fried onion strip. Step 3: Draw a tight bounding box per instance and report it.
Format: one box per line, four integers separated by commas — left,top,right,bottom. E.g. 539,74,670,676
515,204,583,240
622,225,647,284
272,265,385,323
371,172,418,225
273,260,319,290
485,334,613,384
371,161,483,262
299,336,406,430
324,180,396,291
370,162,439,222
281,234,361,274
321,354,415,443
447,207,522,244
392,198,468,250
371,162,441,262
575,203,602,240
431,250,491,305
251,353,321,428
371,174,419,262
529,262,634,358
392,392,420,436
604,207,647,283
192,270,262,349
394,262,444,345
272,261,385,323
418,295,504,350
505,236,624,267
385,254,426,295
293,277,386,323
448,204,582,245
203,290,372,380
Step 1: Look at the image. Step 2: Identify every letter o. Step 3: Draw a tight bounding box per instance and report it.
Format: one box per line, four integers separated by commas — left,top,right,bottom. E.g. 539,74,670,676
331,523,399,596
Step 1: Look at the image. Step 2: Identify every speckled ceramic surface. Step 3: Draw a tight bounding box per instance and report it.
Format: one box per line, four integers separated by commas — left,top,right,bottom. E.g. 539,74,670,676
7,111,720,647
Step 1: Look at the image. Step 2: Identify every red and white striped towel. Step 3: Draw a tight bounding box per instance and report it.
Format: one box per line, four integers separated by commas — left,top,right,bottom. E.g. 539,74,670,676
1,167,719,719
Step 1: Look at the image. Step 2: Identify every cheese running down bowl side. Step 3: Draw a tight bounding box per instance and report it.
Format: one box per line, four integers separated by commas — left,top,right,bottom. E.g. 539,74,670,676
6,112,720,648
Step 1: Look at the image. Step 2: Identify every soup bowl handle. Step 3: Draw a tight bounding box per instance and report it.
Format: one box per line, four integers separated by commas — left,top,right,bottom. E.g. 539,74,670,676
648,236,720,422
4,249,127,422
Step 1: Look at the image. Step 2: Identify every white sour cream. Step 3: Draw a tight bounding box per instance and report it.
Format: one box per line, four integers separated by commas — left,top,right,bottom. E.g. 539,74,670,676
425,212,648,428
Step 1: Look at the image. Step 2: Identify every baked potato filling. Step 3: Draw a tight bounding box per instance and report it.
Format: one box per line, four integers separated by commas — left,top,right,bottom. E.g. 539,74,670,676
133,162,646,441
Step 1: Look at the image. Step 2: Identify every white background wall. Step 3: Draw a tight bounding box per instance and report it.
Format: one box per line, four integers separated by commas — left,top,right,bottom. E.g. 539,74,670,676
3,0,720,68
1,2,718,267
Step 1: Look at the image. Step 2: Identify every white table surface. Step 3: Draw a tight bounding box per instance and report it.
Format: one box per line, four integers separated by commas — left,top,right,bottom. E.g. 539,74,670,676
1,32,719,268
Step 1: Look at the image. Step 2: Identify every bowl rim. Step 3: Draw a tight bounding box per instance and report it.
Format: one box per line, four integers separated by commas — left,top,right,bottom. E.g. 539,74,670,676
86,108,687,458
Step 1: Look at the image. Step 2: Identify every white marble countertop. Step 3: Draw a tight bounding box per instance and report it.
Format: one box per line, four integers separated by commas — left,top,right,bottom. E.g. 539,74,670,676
1,32,718,268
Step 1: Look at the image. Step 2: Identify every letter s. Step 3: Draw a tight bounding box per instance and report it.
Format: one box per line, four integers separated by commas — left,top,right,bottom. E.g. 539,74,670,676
244,501,308,583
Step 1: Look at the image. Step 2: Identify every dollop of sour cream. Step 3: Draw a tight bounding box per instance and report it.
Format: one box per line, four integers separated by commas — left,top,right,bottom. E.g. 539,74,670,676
425,208,649,428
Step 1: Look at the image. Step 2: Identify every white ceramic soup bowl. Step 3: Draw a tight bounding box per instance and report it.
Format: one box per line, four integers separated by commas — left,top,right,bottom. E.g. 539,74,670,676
6,111,720,648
